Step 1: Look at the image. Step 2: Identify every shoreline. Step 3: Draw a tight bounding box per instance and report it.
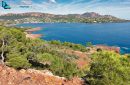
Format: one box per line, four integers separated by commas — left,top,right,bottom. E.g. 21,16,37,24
5,20,130,27
24,27,121,53
25,27,42,39
94,45,120,53
23,25,129,54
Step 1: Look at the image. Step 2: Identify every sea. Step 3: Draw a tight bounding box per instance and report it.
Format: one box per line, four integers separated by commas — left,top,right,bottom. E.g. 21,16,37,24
16,22,130,54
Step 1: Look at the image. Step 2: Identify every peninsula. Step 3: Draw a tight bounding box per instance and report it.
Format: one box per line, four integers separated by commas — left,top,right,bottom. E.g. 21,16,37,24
25,27,42,39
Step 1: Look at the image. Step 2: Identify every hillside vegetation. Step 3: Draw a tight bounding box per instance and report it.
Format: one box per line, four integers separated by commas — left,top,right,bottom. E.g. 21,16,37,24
0,12,128,25
0,26,130,85
0,26,89,79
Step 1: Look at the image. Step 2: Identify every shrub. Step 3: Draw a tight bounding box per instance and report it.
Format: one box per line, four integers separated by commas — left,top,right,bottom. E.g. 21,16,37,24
10,29,26,42
84,51,130,85
60,62,81,79
7,56,31,69
49,55,64,75
36,53,84,79
86,42,93,47
50,40,62,45
36,53,55,65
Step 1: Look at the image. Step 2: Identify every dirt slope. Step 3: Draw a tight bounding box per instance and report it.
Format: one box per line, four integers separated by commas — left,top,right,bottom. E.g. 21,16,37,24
0,65,84,85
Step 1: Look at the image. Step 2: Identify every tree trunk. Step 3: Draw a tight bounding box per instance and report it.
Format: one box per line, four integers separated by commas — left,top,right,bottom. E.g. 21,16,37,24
0,39,5,64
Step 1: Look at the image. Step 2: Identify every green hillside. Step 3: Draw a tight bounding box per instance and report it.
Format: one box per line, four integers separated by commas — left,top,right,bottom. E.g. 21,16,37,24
0,26,130,85
0,12,128,25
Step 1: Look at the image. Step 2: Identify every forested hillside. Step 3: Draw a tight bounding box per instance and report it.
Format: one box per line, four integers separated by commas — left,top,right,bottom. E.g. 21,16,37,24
0,12,128,25
0,26,130,85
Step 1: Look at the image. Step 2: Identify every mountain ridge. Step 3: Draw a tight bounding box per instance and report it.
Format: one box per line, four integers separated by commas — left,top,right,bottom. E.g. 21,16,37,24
0,12,128,24
0,12,120,19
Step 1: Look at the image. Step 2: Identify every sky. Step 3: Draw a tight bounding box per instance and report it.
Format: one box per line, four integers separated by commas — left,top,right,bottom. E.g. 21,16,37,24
0,0,130,19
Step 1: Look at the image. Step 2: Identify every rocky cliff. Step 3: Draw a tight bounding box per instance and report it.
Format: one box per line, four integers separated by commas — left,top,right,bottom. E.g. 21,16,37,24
0,64,84,85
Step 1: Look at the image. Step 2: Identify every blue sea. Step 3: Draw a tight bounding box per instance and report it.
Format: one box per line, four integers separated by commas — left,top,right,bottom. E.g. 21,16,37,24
16,22,130,54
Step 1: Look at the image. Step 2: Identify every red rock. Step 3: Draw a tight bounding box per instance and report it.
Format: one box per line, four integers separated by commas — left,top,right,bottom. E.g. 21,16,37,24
25,27,42,33
96,45,120,53
0,64,84,85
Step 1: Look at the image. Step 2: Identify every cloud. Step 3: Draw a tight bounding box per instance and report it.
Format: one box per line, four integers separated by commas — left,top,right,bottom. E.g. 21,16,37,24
48,0,56,3
0,0,130,19
21,0,32,5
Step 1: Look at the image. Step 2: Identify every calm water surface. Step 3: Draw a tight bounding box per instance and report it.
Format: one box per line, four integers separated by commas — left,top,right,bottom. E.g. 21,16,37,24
17,22,130,54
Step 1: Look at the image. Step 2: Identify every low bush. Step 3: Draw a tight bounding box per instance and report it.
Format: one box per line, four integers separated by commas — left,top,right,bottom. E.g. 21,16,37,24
7,56,31,69
84,51,130,85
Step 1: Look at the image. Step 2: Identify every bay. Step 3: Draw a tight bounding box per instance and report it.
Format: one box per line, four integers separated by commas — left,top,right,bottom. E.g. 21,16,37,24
16,22,130,54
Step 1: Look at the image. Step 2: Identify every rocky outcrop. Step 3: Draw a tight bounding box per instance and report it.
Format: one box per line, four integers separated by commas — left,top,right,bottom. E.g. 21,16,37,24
26,34,42,39
25,27,42,39
25,27,42,33
95,45,120,53
0,64,83,85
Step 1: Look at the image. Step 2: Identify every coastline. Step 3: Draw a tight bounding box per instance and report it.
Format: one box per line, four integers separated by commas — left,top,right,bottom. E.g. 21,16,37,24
94,45,120,53
4,19,130,27
23,25,121,53
25,27,42,39
21,23,130,54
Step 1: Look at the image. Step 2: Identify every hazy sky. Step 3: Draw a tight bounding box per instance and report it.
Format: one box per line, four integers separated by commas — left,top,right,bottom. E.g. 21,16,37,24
0,0,130,19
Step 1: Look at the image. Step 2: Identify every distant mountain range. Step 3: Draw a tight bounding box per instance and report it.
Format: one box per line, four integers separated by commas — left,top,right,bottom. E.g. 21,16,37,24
0,12,121,19
0,12,129,24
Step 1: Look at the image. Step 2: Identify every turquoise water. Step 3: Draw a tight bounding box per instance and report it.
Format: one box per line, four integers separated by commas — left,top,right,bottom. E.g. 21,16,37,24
17,22,130,54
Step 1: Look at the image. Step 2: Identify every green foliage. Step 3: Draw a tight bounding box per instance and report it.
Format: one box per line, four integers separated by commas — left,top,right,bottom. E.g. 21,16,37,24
85,51,130,85
36,53,55,64
62,41,88,52
127,54,130,59
1,26,129,82
7,56,31,69
50,40,61,45
36,53,82,78
10,29,26,42
86,42,93,47
59,62,79,79
0,13,125,25
0,28,13,43
49,40,88,52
